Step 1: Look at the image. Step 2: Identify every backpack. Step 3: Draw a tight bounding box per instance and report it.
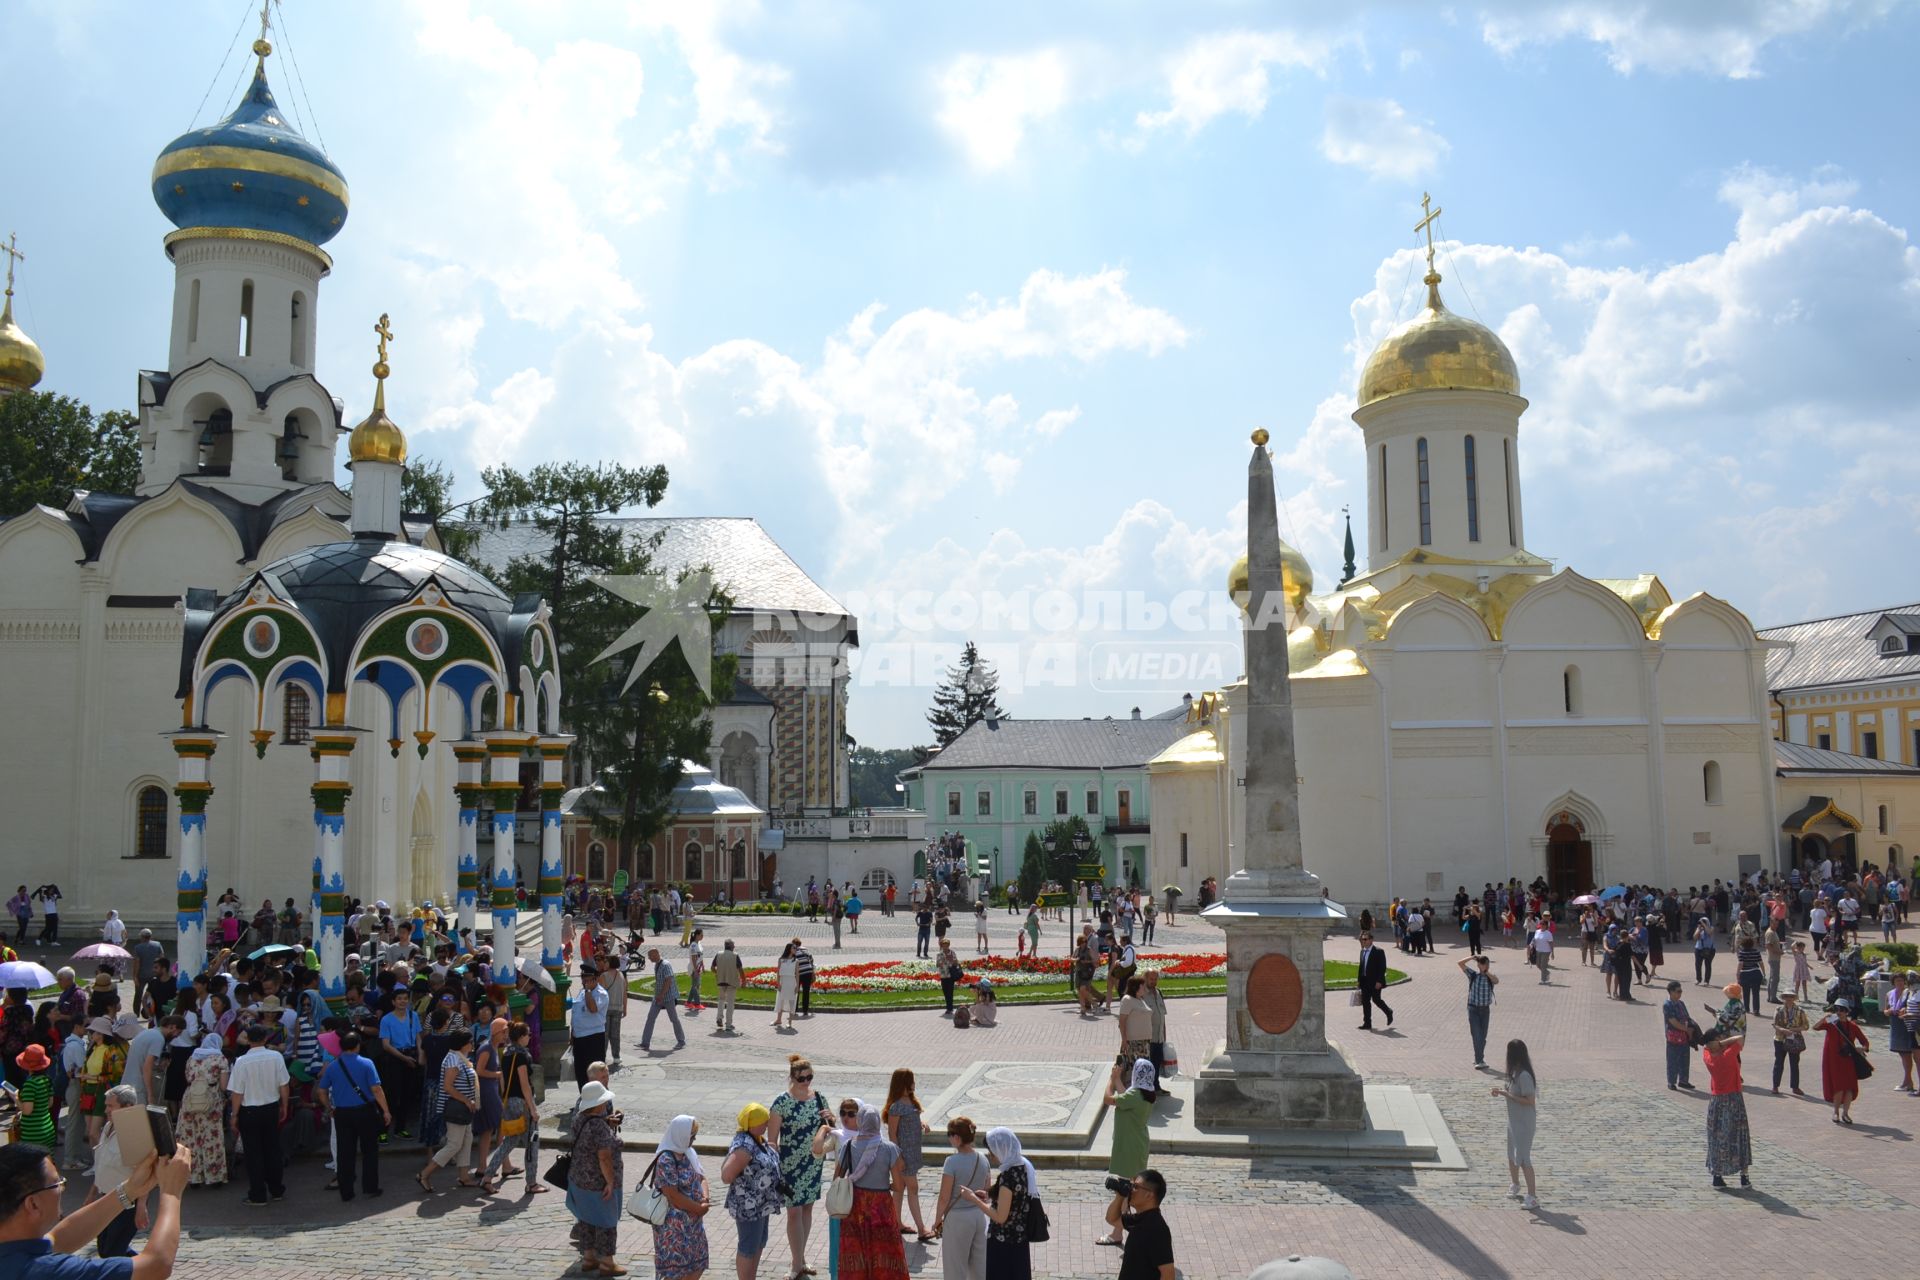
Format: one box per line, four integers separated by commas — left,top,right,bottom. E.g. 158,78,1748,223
182,1063,220,1111
952,1006,971,1028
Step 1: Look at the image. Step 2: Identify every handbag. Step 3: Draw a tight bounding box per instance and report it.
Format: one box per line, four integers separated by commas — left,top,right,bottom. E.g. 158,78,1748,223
1784,1032,1806,1055
1025,1191,1051,1242
1847,1040,1874,1080
823,1143,856,1218
499,1097,528,1138
626,1155,670,1224
545,1123,584,1189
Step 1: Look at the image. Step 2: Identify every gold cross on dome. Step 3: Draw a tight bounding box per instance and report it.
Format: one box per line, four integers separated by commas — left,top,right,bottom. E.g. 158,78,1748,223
374,313,393,367
1,232,22,298
253,1,274,66
1414,192,1443,277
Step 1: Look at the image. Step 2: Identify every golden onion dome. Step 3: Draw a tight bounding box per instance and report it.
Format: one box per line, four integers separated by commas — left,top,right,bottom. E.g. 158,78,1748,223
1228,537,1314,615
1357,272,1518,408
0,293,45,394
347,314,407,466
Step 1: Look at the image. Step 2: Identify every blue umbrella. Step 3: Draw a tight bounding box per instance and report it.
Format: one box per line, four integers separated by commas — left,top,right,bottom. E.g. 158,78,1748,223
248,943,300,961
1598,885,1627,901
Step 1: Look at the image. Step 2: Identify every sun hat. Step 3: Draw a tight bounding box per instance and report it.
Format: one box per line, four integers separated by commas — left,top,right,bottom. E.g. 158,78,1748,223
578,1080,616,1110
14,1044,51,1072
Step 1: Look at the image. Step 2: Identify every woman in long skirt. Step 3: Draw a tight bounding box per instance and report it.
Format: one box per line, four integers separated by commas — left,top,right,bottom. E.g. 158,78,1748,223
1701,1033,1751,1189
835,1104,909,1280
176,1035,229,1186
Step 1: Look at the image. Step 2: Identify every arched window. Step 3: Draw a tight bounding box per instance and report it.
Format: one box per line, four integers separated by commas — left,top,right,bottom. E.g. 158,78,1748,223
289,291,307,364
282,685,311,744
1703,761,1723,806
135,786,169,859
188,278,201,344
1563,665,1582,716
1879,805,1890,835
1464,435,1480,542
238,279,255,357
685,841,703,881
1503,438,1517,545
1379,444,1390,546
587,842,607,882
731,840,747,880
637,842,655,881
1416,437,1432,546
1882,636,1904,655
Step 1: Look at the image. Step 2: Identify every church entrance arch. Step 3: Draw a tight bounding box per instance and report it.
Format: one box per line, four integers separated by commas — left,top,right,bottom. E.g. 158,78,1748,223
1545,812,1593,900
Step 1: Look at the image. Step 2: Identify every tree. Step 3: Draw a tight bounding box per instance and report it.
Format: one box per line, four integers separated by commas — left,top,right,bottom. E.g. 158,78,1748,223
926,641,1006,747
1037,816,1097,888
1017,830,1048,903
477,461,729,878
400,456,480,560
848,746,928,808
0,392,140,515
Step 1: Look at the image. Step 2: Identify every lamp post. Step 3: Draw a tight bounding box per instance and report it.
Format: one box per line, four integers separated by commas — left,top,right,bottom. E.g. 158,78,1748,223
1073,828,1094,954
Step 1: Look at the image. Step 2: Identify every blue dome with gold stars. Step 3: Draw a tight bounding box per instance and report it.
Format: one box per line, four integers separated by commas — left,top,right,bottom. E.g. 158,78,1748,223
151,60,348,250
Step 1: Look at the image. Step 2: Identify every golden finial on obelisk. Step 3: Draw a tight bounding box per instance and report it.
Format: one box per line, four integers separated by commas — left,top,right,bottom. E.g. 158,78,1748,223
1414,191,1445,307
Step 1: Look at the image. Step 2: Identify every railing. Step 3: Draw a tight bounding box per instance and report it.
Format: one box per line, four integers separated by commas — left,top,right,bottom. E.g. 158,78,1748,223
767,811,927,841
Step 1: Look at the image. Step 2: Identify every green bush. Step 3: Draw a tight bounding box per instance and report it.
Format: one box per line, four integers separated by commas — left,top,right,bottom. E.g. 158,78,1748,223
1865,941,1918,969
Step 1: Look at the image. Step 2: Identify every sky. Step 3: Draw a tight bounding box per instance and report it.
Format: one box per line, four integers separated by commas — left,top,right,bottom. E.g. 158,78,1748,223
9,0,1920,748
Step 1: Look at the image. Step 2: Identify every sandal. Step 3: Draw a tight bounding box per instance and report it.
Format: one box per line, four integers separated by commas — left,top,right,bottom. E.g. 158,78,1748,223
595,1265,628,1277
416,1172,435,1193
1096,1234,1123,1247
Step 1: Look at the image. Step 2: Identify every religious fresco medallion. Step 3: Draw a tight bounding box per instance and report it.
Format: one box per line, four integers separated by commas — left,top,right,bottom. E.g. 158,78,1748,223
1247,952,1303,1034
407,618,446,660
243,615,279,657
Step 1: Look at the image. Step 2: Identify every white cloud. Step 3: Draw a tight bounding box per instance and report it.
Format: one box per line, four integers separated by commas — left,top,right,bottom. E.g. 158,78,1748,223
935,49,1071,170
1560,230,1636,259
1319,97,1449,180
1136,29,1338,134
1475,0,1903,78
634,1,790,161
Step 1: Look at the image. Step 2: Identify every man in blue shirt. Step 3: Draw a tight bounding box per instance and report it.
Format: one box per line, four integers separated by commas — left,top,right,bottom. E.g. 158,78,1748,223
569,963,607,1089
376,989,423,1139
317,1032,391,1201
638,948,686,1053
0,1142,191,1280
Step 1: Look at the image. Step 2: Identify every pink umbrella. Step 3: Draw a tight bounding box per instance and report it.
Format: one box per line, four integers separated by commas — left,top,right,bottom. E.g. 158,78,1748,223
72,943,132,961
1568,895,1601,906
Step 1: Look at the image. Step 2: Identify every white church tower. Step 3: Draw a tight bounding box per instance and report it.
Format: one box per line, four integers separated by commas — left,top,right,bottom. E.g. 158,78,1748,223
1352,195,1527,570
137,28,348,501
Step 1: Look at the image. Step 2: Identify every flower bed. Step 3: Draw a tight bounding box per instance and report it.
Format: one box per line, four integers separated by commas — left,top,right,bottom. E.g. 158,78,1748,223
741,952,1226,994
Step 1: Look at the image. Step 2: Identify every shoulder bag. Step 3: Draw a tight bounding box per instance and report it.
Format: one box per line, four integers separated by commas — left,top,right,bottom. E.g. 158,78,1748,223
545,1119,586,1188
626,1154,670,1224
1023,1177,1051,1242
824,1141,856,1218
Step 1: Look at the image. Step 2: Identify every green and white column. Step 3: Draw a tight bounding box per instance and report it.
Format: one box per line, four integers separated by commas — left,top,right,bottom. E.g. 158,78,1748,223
538,736,574,1052
453,742,487,937
483,732,526,979
168,731,219,978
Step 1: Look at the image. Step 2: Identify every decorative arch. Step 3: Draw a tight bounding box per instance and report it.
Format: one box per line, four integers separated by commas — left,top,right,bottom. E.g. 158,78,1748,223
0,504,89,566
587,842,607,882
1385,589,1494,647
1539,792,1607,839
1647,591,1760,645
99,482,247,582
253,504,348,568
1502,568,1649,646
684,839,702,881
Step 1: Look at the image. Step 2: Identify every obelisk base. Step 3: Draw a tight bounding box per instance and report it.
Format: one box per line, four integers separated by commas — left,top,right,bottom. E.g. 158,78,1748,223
1195,899,1365,1131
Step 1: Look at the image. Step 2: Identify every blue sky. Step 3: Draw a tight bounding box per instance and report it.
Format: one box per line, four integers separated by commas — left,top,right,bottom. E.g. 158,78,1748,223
10,1,1920,746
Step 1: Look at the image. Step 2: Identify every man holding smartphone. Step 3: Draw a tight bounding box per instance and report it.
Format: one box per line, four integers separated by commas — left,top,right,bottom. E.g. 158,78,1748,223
0,1141,193,1280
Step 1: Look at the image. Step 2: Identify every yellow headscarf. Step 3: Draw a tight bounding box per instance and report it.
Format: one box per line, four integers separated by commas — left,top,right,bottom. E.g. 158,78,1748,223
737,1102,771,1133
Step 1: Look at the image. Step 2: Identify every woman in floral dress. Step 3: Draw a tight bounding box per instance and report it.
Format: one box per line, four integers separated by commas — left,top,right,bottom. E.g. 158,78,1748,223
177,1034,229,1186
567,1083,624,1274
766,1055,830,1275
651,1114,711,1280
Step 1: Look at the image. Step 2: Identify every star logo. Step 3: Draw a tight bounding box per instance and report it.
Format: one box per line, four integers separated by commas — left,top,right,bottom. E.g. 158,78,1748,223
588,570,717,700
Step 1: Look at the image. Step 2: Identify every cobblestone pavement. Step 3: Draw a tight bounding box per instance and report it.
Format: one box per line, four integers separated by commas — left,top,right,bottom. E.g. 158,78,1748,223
68,911,1919,1279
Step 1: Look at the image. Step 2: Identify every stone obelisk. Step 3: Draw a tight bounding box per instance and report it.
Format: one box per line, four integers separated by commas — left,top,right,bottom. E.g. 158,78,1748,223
1194,429,1365,1130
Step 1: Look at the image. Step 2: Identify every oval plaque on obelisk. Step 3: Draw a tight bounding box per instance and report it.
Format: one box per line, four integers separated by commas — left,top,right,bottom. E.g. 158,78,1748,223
1247,953,1304,1034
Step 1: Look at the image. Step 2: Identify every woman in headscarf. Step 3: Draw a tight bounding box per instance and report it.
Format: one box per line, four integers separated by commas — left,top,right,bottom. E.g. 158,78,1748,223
1096,1058,1158,1246
957,1127,1034,1280
834,1104,908,1279
807,1095,863,1280
651,1114,711,1280
567,1080,624,1274
1815,999,1870,1124
177,1033,229,1186
722,1103,784,1280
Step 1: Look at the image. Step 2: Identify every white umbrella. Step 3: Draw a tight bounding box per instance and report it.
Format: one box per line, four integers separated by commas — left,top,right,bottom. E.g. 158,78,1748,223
0,960,59,990
517,955,558,992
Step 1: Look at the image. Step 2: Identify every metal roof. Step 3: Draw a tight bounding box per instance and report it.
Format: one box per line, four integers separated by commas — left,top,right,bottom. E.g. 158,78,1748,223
1773,740,1920,776
471,517,849,623
1760,602,1920,691
920,717,1191,771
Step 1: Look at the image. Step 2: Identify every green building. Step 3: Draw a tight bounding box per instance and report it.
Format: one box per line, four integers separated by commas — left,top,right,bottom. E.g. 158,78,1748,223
898,711,1188,888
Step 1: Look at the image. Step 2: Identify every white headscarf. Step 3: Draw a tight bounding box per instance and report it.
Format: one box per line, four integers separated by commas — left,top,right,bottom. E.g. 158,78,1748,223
1129,1058,1158,1094
984,1125,1037,1195
657,1113,704,1179
191,1033,224,1060
849,1104,888,1181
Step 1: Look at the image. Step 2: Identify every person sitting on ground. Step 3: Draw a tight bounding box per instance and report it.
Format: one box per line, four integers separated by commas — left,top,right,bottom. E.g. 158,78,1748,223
967,983,997,1029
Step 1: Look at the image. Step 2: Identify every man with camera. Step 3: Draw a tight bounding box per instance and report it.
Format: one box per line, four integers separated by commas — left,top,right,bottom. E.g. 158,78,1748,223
1113,1168,1174,1280
0,1142,193,1280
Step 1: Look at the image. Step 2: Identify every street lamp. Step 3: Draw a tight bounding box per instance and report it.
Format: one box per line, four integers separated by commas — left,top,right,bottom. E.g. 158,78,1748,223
1072,828,1093,952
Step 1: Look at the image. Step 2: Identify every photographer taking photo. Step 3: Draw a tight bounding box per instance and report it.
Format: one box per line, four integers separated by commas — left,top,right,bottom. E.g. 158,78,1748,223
0,1142,193,1280
1115,1168,1174,1280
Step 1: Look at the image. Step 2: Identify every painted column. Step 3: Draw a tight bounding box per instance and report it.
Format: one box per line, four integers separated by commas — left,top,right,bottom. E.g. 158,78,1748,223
483,732,525,981
168,732,219,978
538,735,575,1057
311,730,359,1005
453,742,487,936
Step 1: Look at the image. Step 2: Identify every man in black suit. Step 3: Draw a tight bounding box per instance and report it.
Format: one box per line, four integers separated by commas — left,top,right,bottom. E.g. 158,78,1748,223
1357,931,1393,1030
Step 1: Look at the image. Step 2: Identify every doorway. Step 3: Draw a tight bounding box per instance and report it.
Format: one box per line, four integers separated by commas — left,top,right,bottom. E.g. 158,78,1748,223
1117,789,1133,826
1545,816,1592,899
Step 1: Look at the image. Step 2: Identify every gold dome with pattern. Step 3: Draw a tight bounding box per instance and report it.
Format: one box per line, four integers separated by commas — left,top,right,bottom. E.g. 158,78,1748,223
1228,537,1313,614
347,313,407,466
0,234,44,395
1358,272,1518,408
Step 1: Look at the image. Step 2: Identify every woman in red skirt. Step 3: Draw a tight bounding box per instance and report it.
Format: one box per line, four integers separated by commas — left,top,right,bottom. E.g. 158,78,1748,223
1815,999,1871,1124
836,1104,909,1280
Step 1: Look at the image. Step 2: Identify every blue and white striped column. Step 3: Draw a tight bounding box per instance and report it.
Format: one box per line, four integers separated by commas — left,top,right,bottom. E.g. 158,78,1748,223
483,732,525,980
454,742,486,937
168,732,219,978
311,730,359,1005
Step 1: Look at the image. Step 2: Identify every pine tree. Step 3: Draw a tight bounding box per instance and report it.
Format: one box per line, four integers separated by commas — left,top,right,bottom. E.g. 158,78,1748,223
1017,831,1048,903
927,641,1006,747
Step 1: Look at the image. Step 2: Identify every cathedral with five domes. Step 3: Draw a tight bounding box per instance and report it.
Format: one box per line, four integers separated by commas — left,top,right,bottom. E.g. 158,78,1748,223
0,31,566,993
1151,241,1781,907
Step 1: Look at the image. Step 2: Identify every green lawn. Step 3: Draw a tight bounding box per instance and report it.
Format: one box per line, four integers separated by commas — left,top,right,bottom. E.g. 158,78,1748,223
628,958,1390,1011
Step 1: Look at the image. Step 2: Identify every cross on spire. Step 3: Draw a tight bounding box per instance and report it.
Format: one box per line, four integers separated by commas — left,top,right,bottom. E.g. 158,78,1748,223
1414,192,1443,279
1,233,22,300
253,1,274,68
